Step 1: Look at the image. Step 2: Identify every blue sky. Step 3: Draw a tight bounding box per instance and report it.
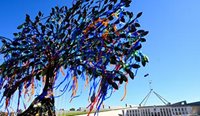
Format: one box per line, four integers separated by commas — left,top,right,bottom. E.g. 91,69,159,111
0,0,200,111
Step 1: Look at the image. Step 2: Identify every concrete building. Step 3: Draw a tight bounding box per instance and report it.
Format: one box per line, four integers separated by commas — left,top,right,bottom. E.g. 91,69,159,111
122,101,200,116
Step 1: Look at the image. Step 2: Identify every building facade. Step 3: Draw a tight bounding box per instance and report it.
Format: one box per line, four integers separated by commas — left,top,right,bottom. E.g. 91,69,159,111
122,101,200,116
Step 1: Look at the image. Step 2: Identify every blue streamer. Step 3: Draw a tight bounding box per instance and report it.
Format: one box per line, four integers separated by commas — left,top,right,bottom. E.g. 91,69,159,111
54,71,69,90
95,92,106,116
55,87,68,98
104,87,113,100
61,80,71,93
135,68,138,76
70,89,83,101
89,85,93,97
6,108,10,116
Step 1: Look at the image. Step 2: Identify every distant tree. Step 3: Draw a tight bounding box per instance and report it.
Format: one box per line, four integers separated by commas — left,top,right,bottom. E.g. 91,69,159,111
0,0,148,115
69,108,76,111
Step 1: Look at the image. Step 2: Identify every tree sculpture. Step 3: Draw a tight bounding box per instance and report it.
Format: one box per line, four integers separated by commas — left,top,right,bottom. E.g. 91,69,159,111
0,0,148,115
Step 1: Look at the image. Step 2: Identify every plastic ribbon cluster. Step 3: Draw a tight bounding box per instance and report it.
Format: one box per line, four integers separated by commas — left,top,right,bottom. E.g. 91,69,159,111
0,0,148,115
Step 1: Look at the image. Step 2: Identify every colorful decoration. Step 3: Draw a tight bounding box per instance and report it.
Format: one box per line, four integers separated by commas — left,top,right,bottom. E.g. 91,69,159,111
0,0,148,115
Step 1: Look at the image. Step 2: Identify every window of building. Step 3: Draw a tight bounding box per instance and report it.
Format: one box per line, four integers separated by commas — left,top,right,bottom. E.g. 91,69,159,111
163,109,166,116
134,110,137,116
166,108,169,116
169,108,172,115
157,112,160,116
175,110,178,115
178,108,181,115
160,108,163,116
172,108,174,115
181,108,185,114
148,109,150,116
141,109,143,116
146,109,148,116
127,110,129,116
143,109,145,116
137,110,140,116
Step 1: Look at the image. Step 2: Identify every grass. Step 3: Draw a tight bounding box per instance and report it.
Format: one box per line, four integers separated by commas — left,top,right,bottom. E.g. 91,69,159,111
57,111,88,116
57,109,122,116
57,111,97,116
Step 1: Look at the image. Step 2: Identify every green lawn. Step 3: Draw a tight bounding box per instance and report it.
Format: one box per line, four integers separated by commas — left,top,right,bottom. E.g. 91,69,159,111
57,109,111,116
57,111,87,116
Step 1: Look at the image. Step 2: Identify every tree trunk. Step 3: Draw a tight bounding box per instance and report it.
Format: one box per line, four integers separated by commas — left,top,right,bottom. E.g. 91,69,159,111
18,68,56,116
17,92,55,116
